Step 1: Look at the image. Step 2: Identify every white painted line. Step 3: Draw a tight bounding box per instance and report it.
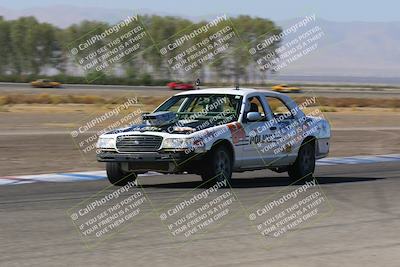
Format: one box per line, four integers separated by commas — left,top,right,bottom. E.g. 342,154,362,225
0,154,399,186
317,154,400,166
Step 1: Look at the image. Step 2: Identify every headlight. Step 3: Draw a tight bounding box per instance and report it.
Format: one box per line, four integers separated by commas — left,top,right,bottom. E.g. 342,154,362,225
162,138,193,149
96,137,115,149
162,137,206,152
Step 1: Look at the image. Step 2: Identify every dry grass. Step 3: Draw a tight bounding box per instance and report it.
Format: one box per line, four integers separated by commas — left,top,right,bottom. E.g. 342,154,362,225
318,107,338,112
0,94,108,105
0,93,399,109
138,96,165,108
293,96,400,108
0,93,166,107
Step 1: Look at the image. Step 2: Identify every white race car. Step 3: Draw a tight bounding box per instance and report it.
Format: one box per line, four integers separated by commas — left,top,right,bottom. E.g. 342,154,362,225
96,88,331,186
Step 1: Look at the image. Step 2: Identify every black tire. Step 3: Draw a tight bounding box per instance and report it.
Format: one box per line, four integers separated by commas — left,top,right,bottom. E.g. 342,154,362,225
288,141,315,181
106,162,137,186
201,145,233,186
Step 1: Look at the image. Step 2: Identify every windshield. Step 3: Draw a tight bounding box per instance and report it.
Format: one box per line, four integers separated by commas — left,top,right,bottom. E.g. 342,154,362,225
155,94,242,123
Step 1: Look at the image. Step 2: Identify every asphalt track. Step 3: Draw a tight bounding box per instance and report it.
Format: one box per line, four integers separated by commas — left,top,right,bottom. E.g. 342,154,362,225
1,82,400,99
1,160,399,266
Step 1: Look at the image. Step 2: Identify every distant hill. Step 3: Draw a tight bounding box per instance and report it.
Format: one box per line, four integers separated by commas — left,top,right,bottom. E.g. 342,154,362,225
1,6,399,78
276,18,400,77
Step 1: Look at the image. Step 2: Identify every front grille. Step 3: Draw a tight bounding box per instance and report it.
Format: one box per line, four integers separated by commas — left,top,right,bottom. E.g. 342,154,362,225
116,135,163,152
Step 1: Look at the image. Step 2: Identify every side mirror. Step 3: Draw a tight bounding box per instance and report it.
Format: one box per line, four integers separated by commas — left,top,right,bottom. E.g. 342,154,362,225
246,112,262,122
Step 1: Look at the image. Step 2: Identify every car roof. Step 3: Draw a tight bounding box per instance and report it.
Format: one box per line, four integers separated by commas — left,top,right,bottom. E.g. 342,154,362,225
175,87,284,97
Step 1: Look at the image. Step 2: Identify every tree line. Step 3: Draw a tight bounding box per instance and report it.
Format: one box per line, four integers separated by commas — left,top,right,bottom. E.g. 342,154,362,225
0,15,281,85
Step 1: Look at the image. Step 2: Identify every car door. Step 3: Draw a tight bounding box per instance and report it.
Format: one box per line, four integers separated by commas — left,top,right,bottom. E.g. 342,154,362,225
240,94,278,168
263,95,301,166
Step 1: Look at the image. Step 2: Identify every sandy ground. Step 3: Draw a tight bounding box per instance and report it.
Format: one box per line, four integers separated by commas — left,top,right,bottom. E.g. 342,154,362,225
0,104,399,176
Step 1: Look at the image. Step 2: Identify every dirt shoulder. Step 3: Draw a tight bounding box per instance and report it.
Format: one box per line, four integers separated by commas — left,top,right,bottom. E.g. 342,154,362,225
0,105,399,176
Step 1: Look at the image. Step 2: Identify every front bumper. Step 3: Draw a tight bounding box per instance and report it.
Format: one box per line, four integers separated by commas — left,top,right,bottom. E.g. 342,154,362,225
97,150,205,172
97,151,192,162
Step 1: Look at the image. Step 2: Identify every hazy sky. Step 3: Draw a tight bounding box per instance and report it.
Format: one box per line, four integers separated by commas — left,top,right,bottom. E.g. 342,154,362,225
0,0,398,22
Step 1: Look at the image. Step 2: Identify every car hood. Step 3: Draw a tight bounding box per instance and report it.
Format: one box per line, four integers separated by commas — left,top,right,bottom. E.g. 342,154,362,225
104,118,225,136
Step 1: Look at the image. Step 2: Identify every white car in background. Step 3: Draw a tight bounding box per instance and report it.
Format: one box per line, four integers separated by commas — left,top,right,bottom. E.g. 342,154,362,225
96,88,331,186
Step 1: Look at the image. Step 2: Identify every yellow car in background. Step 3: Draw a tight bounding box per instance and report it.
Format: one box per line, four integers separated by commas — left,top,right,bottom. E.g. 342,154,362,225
31,79,62,88
271,84,301,93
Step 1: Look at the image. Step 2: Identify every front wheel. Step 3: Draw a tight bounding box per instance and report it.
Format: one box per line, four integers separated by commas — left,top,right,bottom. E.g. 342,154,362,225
106,162,137,186
201,145,233,186
288,141,315,181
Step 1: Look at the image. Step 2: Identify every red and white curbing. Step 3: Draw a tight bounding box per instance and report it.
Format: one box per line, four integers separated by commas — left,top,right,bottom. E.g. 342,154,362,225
1,154,400,186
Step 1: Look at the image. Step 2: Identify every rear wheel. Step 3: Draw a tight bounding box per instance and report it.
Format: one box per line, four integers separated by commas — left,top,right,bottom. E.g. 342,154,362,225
288,141,315,181
201,145,232,186
106,162,137,186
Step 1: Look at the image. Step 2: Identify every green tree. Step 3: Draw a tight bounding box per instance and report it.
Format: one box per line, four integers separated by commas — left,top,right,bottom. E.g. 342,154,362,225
0,17,12,75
